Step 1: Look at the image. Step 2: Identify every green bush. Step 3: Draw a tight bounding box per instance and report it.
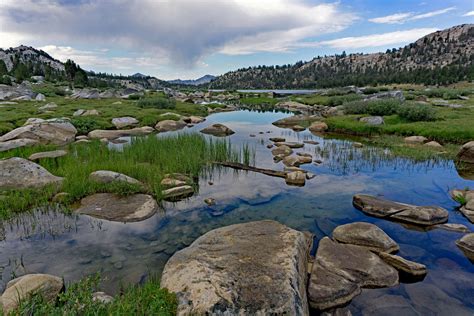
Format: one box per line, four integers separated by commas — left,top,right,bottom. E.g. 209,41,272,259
362,87,379,95
138,97,176,109
397,102,437,122
405,94,415,100
71,117,103,135
326,94,362,106
128,94,141,100
344,99,401,116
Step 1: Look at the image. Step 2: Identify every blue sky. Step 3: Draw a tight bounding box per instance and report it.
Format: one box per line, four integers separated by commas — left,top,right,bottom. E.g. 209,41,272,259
0,0,472,80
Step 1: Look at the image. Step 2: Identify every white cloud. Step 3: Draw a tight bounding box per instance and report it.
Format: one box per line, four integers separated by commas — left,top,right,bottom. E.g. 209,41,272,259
319,28,438,49
369,7,455,24
0,0,356,64
464,11,474,17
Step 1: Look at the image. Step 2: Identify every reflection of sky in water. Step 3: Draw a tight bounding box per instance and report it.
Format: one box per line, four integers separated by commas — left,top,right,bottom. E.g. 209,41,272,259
1,110,473,314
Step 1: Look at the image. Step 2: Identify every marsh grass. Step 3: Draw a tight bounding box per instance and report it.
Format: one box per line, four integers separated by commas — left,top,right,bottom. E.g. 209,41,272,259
0,133,250,219
13,274,177,316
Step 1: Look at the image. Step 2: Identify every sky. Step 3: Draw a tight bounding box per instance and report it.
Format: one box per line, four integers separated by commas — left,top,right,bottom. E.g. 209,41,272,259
0,0,472,80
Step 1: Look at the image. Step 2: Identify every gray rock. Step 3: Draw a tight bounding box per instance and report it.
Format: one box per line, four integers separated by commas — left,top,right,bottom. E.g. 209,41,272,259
1,274,64,314
161,220,311,315
29,150,67,161
435,223,470,233
200,124,235,137
283,155,312,167
89,170,142,186
359,116,384,126
457,141,474,164
0,138,39,152
111,117,139,129
0,119,77,145
285,171,306,186
155,119,186,132
38,102,57,111
365,90,404,102
0,157,63,189
332,222,399,253
353,194,449,226
456,233,474,261
308,237,398,310
35,93,46,101
76,193,158,222
162,185,194,200
88,127,154,139
424,141,443,148
378,252,427,277
272,115,320,128
404,136,428,144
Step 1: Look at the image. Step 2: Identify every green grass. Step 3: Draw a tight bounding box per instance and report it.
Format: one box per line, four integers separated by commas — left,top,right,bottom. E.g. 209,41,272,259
292,93,362,106
10,275,177,316
0,133,250,219
239,96,278,106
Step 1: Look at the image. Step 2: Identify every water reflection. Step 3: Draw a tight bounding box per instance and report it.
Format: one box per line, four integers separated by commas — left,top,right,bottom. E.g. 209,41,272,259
1,110,473,313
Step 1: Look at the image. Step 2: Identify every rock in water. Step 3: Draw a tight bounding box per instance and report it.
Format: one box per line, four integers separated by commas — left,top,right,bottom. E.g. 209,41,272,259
271,145,293,157
309,122,328,133
111,117,139,129
76,193,158,222
161,220,311,315
457,141,474,164
353,194,448,226
200,124,235,137
332,222,399,253
0,157,63,189
456,233,474,261
0,119,77,145
1,274,64,314
377,252,427,277
285,171,306,186
155,120,186,132
308,237,398,310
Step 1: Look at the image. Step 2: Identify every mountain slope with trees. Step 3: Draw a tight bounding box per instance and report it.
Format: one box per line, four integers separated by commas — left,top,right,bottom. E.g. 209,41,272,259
210,24,474,89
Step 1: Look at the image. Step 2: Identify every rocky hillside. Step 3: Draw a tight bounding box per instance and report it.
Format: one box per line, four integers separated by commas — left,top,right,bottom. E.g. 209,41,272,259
0,45,64,73
210,24,474,89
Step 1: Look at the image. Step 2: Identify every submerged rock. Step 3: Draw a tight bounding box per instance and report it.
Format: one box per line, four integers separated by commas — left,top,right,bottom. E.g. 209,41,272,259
353,194,448,226
76,193,158,222
457,141,474,164
308,237,398,310
112,117,139,129
161,220,311,315
0,157,63,189
1,274,64,314
29,150,67,161
155,120,186,132
0,119,77,145
274,141,304,148
456,233,474,261
378,252,427,277
332,222,399,253
200,123,234,137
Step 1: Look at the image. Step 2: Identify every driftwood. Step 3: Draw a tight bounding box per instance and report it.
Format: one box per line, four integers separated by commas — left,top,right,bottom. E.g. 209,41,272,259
214,162,287,178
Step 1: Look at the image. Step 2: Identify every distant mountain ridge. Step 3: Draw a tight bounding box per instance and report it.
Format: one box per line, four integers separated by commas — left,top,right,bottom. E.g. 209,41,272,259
168,74,216,86
210,24,474,89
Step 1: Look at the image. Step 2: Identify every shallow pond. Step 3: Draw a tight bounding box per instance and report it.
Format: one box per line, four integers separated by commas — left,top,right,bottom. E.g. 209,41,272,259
1,110,473,315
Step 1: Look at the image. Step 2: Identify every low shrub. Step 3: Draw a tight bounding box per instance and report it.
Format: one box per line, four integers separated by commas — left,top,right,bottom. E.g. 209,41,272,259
128,94,141,100
138,97,176,109
71,117,103,135
344,99,401,116
362,87,379,95
397,102,437,122
326,94,362,106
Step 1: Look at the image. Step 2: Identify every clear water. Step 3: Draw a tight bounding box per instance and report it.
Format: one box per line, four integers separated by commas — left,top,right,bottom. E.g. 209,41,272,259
1,110,473,314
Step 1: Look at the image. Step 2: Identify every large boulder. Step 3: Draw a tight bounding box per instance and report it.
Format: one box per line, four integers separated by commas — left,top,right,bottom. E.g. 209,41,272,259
308,237,398,310
0,119,77,145
200,124,235,137
155,120,186,132
88,126,154,139
1,274,64,314
111,117,139,129
76,193,158,222
0,139,39,153
0,157,63,189
456,233,474,261
457,141,474,164
309,122,328,133
89,170,142,186
353,194,448,226
332,222,399,253
161,220,311,315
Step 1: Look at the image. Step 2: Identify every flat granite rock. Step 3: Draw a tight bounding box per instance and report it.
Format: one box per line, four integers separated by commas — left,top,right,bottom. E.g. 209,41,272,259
308,237,398,311
160,220,311,315
378,252,427,277
29,150,67,161
76,193,158,222
0,157,63,189
353,194,448,226
332,222,399,253
0,138,39,153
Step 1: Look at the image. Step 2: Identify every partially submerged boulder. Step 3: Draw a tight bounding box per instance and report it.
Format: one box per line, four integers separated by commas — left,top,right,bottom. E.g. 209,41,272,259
161,220,311,315
285,171,306,186
332,222,399,253
282,155,312,167
378,252,427,277
88,126,154,139
309,122,328,133
457,141,474,164
271,145,293,157
111,117,139,129
274,141,304,148
155,120,186,132
0,157,63,189
200,124,234,137
162,185,194,200
0,119,77,145
1,274,64,314
456,233,474,261
450,189,474,223
76,193,158,222
308,237,398,311
353,194,448,226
